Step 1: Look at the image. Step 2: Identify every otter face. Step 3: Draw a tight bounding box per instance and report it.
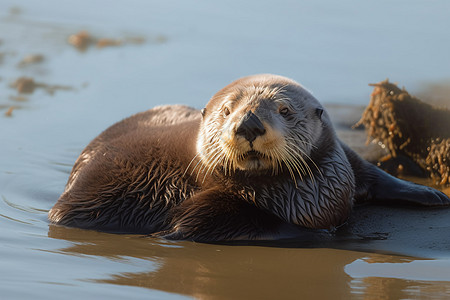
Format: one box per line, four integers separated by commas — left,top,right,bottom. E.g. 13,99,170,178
196,75,327,181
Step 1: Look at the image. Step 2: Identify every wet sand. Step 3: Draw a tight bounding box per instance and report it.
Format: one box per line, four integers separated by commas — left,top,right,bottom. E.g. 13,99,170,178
1,1,450,299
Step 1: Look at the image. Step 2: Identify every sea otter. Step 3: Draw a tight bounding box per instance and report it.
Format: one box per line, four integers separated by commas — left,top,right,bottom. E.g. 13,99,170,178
48,74,450,241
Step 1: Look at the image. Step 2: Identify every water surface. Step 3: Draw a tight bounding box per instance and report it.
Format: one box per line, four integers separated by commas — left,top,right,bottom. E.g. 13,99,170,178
1,1,450,299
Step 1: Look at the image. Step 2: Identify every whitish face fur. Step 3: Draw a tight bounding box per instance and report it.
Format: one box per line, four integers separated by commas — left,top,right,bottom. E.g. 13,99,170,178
196,74,327,181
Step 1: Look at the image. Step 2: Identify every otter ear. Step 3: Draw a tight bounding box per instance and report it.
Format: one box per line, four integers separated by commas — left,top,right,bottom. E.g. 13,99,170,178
201,108,206,117
315,108,324,120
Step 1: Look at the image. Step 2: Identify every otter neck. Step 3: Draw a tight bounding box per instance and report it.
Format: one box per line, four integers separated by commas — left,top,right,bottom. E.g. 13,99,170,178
236,145,355,230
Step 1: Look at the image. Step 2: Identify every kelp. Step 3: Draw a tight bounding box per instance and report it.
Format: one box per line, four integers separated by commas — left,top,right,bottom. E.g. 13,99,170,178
356,80,450,185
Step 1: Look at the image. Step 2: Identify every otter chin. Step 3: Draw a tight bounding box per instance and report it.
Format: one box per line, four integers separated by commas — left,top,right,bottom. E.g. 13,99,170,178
49,74,450,241
237,150,269,171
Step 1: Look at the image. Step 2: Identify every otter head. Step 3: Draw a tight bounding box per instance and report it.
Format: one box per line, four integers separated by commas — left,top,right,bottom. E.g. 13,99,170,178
195,74,331,181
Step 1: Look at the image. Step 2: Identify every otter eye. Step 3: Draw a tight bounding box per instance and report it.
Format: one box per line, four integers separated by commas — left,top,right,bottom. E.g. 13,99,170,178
279,107,289,116
223,107,230,117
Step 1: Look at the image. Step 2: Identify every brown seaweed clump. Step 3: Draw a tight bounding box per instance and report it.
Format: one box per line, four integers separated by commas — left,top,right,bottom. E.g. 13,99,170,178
68,31,146,51
68,31,93,51
426,138,450,185
11,77,73,95
356,80,450,185
12,77,37,93
4,106,16,117
17,54,44,68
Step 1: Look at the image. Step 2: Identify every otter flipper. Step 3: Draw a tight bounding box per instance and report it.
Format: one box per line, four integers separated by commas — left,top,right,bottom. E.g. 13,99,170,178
341,141,450,206
363,165,450,206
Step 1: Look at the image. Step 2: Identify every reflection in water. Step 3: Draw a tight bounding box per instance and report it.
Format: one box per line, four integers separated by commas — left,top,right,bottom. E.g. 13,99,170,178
347,258,450,299
347,257,450,281
47,225,450,300
350,277,450,300
350,277,411,300
48,225,356,299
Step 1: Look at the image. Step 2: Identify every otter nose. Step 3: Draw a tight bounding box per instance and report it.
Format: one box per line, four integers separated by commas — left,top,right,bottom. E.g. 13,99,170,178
235,111,266,143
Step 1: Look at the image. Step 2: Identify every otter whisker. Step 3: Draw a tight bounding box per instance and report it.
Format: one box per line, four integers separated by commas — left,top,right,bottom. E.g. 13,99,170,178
284,144,307,176
222,152,229,176
190,142,218,178
285,141,323,179
283,135,317,180
190,152,209,178
231,148,239,174
202,144,222,168
285,150,305,183
287,144,312,177
200,131,236,180
275,146,300,187
201,151,226,184
220,146,233,176
196,144,222,181
184,152,202,177
285,136,318,150
219,140,238,176
287,134,314,151
284,158,299,188
284,143,316,184
271,147,286,176
268,148,280,175
301,152,322,180
282,138,319,184
184,143,218,178
299,155,315,184
226,147,239,175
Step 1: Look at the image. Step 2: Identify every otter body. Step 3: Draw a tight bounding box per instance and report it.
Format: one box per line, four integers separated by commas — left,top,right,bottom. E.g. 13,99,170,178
49,75,450,241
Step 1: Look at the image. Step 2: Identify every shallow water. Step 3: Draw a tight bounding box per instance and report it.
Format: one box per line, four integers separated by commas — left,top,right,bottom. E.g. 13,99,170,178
1,1,450,299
